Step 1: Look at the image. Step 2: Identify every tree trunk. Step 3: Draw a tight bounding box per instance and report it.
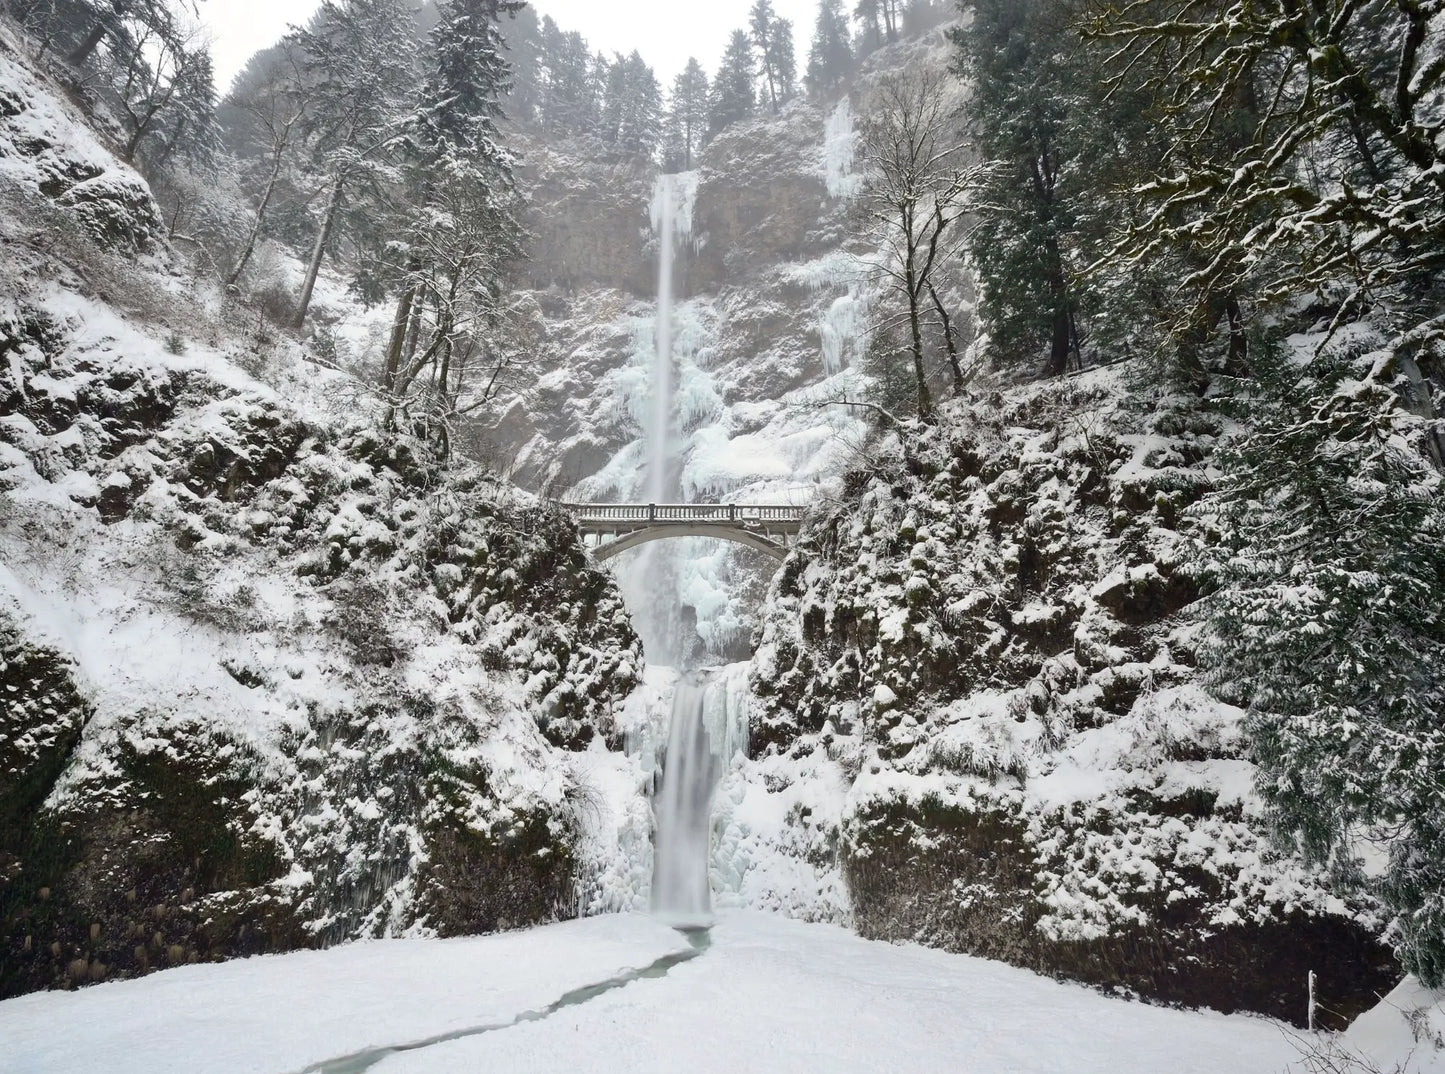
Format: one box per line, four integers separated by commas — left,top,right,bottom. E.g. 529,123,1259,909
1223,294,1250,378
228,149,287,288
66,20,106,66
1041,228,1075,377
926,279,964,393
381,279,418,397
1045,304,1072,378
293,177,342,331
122,121,146,164
905,261,932,419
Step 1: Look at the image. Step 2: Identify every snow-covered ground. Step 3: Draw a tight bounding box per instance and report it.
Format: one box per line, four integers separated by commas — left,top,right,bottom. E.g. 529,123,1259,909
2,912,1321,1074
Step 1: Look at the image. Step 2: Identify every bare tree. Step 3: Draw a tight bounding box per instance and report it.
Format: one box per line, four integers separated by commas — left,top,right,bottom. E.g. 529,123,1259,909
225,55,308,289
859,68,974,419
112,22,207,164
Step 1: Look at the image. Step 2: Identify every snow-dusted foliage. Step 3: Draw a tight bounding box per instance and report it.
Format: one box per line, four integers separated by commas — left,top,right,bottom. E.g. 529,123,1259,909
739,368,1396,1024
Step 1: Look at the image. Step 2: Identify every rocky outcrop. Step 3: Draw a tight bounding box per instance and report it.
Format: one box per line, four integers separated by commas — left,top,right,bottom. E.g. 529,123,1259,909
0,26,166,256
742,370,1398,1026
0,114,643,997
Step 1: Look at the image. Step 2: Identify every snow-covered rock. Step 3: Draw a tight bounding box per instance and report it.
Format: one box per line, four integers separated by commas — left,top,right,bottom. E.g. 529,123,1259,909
735,369,1397,1026
0,34,645,999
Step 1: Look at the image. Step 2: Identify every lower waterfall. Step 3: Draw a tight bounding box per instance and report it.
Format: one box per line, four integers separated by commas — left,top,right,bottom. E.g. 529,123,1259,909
651,678,719,918
647,666,750,920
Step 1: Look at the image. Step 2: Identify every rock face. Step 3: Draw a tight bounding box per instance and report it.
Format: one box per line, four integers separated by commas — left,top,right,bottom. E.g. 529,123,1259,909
0,37,643,999
488,38,966,658
0,27,166,256
736,370,1398,1026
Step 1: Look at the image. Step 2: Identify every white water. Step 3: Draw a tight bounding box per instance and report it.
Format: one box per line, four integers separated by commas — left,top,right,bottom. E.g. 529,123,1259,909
638,173,741,919
647,174,678,503
651,678,721,918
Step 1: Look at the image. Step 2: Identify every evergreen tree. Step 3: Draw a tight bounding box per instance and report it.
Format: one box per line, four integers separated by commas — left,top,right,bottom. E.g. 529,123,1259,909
498,3,542,126
1196,342,1445,986
950,0,1088,376
749,0,781,111
381,0,525,424
663,59,710,171
770,17,797,105
853,0,884,56
537,18,595,135
287,0,420,328
806,0,853,97
709,29,756,137
413,0,521,165
599,51,661,159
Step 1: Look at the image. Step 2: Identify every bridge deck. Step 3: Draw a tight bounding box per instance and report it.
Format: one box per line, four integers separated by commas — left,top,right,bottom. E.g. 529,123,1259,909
563,503,805,534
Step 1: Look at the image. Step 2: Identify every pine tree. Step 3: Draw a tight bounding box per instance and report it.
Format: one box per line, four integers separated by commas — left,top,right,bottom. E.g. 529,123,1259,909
537,18,595,136
1196,341,1445,986
413,0,521,165
806,0,853,97
598,51,661,159
709,29,756,137
499,3,542,126
749,0,780,112
287,0,420,329
950,0,1088,377
380,0,525,427
663,59,710,171
853,0,884,56
770,17,797,105
616,52,662,159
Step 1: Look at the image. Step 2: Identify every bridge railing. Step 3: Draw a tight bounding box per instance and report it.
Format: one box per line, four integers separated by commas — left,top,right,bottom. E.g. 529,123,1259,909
561,503,805,526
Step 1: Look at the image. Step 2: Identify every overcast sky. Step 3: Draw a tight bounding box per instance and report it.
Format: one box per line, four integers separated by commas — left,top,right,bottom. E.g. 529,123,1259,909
204,0,820,95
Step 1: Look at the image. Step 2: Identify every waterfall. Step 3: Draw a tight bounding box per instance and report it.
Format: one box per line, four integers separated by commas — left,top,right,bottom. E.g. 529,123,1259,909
647,174,679,503
651,667,751,920
629,173,743,921
651,678,719,919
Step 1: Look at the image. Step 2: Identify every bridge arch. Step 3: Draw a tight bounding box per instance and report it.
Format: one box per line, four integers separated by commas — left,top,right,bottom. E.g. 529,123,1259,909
560,503,805,565
590,524,790,563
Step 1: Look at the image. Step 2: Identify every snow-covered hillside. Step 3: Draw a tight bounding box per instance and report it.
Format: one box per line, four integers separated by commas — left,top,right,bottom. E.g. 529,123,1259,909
0,22,648,998
723,365,1399,1025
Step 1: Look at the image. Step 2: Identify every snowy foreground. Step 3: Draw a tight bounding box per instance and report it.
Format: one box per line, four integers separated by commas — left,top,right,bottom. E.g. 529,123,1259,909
0,911,1361,1074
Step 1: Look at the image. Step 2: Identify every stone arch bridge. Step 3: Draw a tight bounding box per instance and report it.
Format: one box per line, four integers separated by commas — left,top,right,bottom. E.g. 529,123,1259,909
560,503,805,562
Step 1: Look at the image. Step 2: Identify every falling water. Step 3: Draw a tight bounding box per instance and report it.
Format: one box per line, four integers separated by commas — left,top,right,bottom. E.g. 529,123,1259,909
651,678,720,918
647,174,679,503
637,173,731,920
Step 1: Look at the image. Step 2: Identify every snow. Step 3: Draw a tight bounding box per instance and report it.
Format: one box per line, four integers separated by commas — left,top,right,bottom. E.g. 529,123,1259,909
1330,976,1445,1073
0,916,693,1074
0,912,1309,1074
822,98,862,200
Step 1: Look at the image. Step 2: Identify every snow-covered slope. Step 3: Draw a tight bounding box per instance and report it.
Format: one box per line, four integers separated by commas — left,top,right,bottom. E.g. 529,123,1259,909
0,24,646,999
1,912,1307,1074
726,367,1397,1025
